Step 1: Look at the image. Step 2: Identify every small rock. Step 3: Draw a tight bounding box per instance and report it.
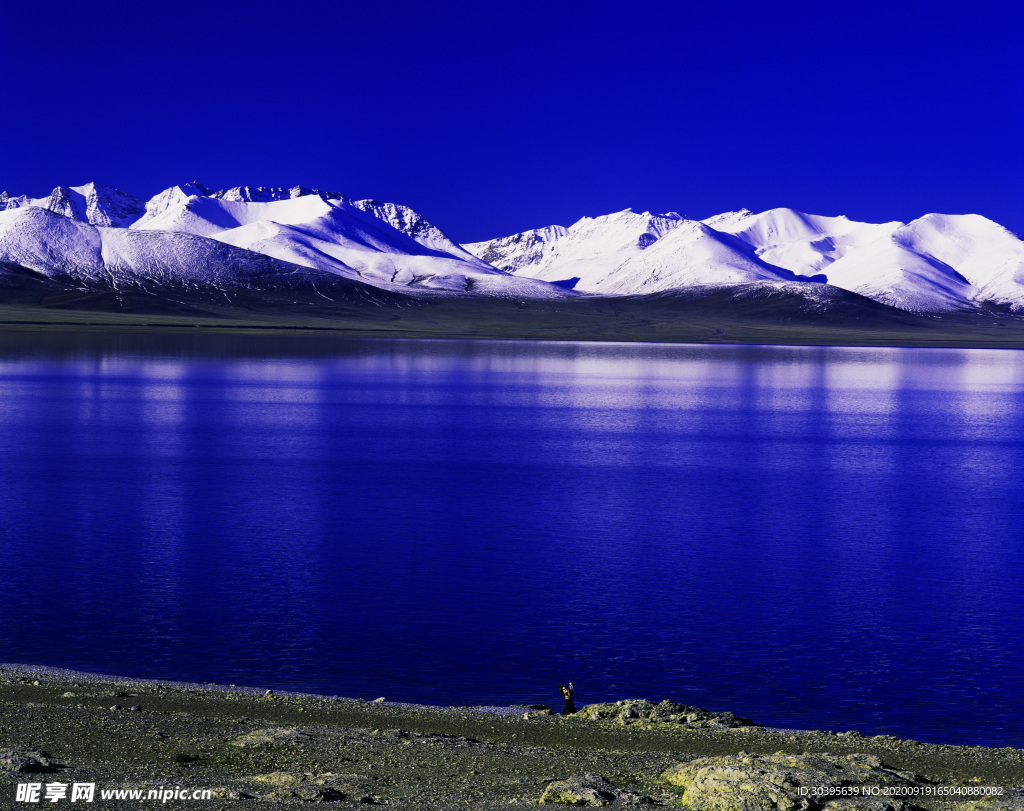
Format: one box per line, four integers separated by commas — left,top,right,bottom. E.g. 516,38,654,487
130,705,142,712
541,774,650,806
373,697,386,703
110,705,121,711
525,709,554,719
230,727,303,748
295,785,345,801
250,771,302,787
1,750,53,774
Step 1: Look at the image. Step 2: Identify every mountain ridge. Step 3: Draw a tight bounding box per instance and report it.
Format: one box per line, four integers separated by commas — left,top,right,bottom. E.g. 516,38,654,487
467,206,1024,313
2,181,1023,315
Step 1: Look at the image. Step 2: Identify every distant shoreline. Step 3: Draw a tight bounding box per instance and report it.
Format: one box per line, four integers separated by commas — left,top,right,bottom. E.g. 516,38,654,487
4,296,1024,350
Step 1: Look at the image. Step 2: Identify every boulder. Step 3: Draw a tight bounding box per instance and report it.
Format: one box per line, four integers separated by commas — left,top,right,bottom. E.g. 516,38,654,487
246,772,347,802
229,727,307,748
540,773,651,806
662,753,920,811
525,709,555,719
946,798,1024,811
0,749,54,773
578,699,756,728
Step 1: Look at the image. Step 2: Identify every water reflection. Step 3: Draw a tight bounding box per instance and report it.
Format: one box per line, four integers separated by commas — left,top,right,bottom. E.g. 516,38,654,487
1,334,1023,745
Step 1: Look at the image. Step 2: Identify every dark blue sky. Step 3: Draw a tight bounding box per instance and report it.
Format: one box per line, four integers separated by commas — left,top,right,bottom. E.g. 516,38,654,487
3,1,1021,241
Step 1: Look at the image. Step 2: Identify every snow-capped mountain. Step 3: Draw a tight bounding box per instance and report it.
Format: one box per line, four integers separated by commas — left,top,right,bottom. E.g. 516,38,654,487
0,182,145,228
710,209,973,313
465,209,688,288
0,183,571,300
2,180,1023,315
468,207,1024,312
583,221,828,295
883,214,1024,310
0,205,401,308
349,198,481,263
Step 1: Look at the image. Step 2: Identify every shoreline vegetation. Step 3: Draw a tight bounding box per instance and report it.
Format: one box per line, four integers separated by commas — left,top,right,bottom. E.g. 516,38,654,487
2,665,1021,809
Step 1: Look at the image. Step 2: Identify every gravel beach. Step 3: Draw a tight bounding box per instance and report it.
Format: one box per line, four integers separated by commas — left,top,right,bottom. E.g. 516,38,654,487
2,665,1022,810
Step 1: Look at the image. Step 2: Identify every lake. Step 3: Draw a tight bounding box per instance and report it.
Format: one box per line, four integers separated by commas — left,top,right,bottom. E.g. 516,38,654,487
1,332,1022,747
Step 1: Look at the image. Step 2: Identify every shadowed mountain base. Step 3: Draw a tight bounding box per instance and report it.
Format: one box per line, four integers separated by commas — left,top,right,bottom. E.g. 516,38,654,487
3,261,1024,347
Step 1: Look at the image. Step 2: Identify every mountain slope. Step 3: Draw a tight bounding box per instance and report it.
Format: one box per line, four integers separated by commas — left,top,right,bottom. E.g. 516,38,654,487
0,206,404,306
470,206,1024,312
0,188,572,300
583,221,826,294
465,209,687,288
350,198,480,263
4,180,1024,316
131,188,567,297
0,182,145,228
892,214,1024,309
710,208,900,275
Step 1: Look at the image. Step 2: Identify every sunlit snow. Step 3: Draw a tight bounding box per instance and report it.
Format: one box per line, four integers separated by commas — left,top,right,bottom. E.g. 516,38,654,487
2,182,1023,312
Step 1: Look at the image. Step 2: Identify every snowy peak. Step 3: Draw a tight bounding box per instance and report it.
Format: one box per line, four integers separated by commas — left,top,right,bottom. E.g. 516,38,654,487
42,186,89,222
465,208,688,288
136,181,343,219
77,183,147,227
890,213,1024,306
136,183,346,230
465,225,570,275
137,181,212,225
350,198,475,261
0,182,145,228
0,181,572,301
711,207,901,278
0,191,28,210
133,192,341,238
471,205,1024,312
590,219,823,295
209,185,346,204
712,208,1024,311
718,207,836,244
131,184,471,261
3,179,1024,314
700,209,754,230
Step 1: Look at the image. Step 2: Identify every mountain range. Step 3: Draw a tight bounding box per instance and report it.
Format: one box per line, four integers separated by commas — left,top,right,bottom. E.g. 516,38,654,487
467,208,1024,313
2,181,1023,318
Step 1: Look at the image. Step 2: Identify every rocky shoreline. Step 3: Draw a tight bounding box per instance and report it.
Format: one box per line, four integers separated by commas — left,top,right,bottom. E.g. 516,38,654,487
1,665,1021,809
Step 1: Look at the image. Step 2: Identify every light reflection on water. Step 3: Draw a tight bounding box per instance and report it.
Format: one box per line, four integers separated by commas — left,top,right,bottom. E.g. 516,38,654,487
1,334,1023,746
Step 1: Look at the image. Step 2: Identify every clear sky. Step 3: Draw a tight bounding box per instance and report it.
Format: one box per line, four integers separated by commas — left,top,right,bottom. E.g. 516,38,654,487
3,0,1021,242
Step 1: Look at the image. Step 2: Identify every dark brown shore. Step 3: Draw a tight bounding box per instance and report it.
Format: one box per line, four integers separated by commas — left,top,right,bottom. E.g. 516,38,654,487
1,666,1021,810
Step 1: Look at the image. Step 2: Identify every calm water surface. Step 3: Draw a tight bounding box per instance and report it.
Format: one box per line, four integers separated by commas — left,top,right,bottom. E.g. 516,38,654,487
1,333,1023,747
